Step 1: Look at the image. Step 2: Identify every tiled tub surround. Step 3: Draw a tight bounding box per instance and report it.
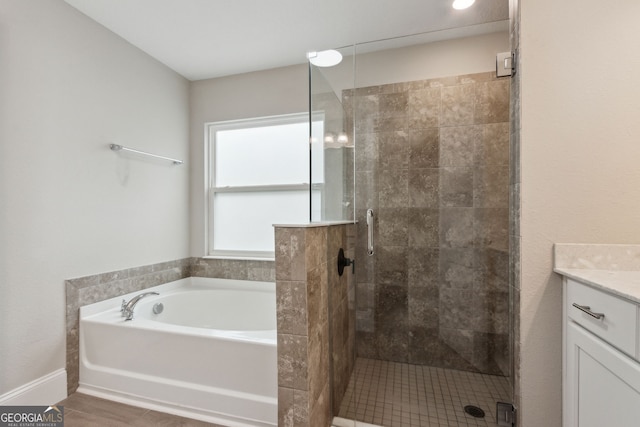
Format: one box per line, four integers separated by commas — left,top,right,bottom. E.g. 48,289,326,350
346,71,511,375
65,257,275,395
275,223,356,427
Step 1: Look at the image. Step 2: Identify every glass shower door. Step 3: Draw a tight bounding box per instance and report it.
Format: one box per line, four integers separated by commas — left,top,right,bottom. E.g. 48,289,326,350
348,28,513,426
309,47,359,426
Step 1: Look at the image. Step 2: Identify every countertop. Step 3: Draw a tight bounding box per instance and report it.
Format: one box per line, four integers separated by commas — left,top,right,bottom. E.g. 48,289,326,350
554,267,640,303
554,243,640,304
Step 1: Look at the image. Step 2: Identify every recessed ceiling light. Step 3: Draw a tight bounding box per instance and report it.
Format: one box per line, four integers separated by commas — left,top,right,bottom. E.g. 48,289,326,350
452,0,475,10
307,50,342,67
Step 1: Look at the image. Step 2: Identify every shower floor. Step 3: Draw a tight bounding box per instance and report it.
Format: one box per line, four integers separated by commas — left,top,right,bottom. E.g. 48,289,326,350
337,358,511,427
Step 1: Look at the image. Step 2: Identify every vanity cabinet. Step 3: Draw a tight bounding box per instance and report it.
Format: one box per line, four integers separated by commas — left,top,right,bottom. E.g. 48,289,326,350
563,278,640,427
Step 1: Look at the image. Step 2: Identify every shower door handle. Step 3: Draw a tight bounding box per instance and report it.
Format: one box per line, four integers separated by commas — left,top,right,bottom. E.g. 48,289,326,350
366,209,374,256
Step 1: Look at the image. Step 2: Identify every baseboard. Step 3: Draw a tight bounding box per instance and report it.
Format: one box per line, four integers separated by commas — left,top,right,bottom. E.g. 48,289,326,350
0,369,67,406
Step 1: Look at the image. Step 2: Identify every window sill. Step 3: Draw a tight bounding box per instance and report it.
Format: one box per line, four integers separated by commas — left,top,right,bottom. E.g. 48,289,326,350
202,255,276,262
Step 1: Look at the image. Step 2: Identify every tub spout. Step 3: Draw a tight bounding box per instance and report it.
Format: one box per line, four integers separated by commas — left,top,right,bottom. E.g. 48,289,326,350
121,292,159,321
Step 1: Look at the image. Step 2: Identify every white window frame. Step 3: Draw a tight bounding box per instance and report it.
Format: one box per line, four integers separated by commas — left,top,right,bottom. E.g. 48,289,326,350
204,113,312,260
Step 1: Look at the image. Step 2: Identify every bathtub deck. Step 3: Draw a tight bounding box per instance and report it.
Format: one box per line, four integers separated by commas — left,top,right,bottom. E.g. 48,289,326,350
57,393,224,426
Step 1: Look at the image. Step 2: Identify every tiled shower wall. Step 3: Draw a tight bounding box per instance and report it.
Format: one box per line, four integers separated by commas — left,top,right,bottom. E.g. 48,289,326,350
65,257,275,395
347,71,510,375
275,223,356,426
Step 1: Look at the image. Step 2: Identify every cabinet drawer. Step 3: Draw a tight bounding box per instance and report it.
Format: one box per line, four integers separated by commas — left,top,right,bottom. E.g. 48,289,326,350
566,278,638,358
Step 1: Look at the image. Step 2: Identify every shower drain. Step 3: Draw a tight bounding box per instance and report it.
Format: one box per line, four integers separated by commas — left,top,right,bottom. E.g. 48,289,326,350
464,405,486,418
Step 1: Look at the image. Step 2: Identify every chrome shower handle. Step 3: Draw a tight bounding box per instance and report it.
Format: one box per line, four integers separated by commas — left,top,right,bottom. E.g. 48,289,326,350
366,209,374,256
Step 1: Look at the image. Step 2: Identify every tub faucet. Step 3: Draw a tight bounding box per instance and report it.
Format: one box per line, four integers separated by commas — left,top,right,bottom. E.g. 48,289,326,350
121,292,159,321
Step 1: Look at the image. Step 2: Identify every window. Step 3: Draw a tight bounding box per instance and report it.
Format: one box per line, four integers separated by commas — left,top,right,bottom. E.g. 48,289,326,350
206,113,321,259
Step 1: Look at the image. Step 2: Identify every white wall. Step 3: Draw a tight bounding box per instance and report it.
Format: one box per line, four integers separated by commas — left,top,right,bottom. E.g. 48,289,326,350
0,1,189,401
519,0,640,425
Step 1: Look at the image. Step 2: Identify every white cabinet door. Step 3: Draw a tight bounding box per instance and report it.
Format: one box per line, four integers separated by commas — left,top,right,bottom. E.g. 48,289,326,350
566,322,640,427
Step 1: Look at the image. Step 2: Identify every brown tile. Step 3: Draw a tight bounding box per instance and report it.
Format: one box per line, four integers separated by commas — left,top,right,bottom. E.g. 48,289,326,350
472,290,509,335
378,130,410,170
355,171,376,209
279,387,295,427
277,334,308,390
409,128,439,169
441,84,475,127
374,328,409,363
439,288,475,330
305,228,327,270
293,389,310,426
354,132,379,172
291,282,308,336
379,92,408,118
309,381,331,427
408,168,439,208
377,207,408,247
475,79,510,124
407,208,439,248
439,327,474,364
378,169,408,208
355,309,374,334
440,125,481,167
439,208,474,248
440,167,473,207
474,165,509,208
276,281,294,334
275,227,306,281
472,332,509,376
407,87,441,129
66,350,79,395
374,284,407,328
375,246,408,285
306,268,323,337
439,248,475,290
475,248,509,293
407,247,439,288
474,208,509,250
356,282,375,311
408,327,441,365
408,287,438,329
477,122,510,166
307,322,329,405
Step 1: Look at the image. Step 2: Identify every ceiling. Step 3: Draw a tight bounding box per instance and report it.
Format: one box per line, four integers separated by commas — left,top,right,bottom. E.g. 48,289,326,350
64,0,509,81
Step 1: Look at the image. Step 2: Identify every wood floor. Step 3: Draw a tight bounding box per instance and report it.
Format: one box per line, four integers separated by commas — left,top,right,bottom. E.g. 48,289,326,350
57,393,224,426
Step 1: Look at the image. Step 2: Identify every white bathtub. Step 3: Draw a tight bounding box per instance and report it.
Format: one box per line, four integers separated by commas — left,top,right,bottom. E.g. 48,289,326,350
78,277,277,427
